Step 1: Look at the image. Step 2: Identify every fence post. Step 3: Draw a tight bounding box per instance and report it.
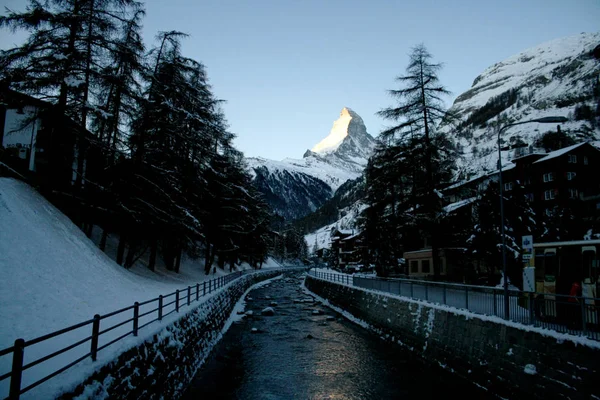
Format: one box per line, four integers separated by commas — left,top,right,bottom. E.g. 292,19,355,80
528,292,535,325
581,298,587,334
196,283,199,301
176,290,180,312
493,290,497,317
203,281,206,296
91,314,100,361
9,338,25,400
465,286,469,309
158,296,163,321
133,302,139,337
187,286,191,306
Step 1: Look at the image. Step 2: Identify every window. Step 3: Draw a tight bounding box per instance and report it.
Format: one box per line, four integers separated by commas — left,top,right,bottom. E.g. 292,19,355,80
584,156,589,165
504,182,513,191
543,172,553,182
421,260,430,274
410,261,418,273
544,190,555,200
567,172,576,181
568,154,577,163
526,193,534,201
569,189,579,199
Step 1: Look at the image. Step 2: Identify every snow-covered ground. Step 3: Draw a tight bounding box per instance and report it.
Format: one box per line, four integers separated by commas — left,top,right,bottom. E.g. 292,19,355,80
0,178,283,398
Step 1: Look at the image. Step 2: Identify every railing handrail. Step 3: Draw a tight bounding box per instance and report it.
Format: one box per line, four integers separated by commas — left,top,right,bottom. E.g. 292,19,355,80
0,266,292,399
308,269,600,340
313,270,600,301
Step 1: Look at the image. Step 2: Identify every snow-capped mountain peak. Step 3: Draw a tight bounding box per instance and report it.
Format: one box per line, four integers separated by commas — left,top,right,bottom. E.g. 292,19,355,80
312,107,364,154
247,107,376,220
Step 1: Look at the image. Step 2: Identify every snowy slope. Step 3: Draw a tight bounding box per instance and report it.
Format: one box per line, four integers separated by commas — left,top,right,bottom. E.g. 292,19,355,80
0,178,279,347
0,178,286,398
446,32,600,176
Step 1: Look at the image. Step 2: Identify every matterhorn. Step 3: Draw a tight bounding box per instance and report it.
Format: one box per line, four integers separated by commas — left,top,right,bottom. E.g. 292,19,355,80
246,107,376,220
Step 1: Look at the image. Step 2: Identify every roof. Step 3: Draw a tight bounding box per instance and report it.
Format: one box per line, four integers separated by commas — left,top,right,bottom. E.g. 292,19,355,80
443,197,477,214
532,142,592,164
511,152,547,163
342,232,362,241
442,173,487,192
487,162,516,177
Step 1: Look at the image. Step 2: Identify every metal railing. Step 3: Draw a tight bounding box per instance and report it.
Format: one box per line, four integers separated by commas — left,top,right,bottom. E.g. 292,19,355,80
0,269,274,400
308,270,600,341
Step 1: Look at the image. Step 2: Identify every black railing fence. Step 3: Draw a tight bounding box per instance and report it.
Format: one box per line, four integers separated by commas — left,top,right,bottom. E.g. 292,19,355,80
308,270,600,341
0,268,280,400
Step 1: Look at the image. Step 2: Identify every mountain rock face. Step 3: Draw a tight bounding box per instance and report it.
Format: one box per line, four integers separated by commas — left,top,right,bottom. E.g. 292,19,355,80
447,32,600,176
247,107,376,220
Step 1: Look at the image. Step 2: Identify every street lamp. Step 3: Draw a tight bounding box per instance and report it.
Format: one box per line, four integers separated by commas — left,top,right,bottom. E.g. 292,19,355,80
497,116,568,320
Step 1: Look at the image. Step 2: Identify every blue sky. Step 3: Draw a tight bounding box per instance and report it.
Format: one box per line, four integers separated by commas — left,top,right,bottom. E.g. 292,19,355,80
1,0,599,160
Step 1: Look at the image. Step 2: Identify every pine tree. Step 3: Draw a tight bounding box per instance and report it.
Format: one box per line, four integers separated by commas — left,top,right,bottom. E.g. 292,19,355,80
365,44,457,276
467,181,538,285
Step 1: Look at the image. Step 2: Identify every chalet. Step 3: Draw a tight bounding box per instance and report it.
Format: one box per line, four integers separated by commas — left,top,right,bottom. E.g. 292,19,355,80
330,227,365,271
0,88,98,190
502,142,600,218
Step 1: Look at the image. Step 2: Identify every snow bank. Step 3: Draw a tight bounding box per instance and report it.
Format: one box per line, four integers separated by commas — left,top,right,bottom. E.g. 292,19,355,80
0,178,258,347
0,178,284,398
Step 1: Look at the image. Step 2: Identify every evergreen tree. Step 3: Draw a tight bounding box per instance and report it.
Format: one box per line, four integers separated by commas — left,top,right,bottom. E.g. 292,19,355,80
365,44,457,276
467,181,538,285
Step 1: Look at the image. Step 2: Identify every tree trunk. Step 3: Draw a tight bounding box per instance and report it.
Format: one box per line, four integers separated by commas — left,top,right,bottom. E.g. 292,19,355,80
116,233,126,266
204,243,212,275
85,223,93,238
148,240,157,271
125,240,136,268
174,246,182,273
99,228,108,251
74,0,95,190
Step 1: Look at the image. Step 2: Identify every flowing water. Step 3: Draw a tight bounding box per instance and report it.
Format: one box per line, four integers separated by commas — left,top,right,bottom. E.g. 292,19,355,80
181,272,490,399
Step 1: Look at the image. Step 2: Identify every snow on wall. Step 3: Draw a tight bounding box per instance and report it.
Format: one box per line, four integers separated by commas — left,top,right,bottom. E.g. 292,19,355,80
305,276,600,399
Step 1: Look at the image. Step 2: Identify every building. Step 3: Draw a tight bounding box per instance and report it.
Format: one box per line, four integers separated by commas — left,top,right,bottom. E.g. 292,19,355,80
503,142,600,218
0,88,99,190
329,227,365,271
403,247,468,281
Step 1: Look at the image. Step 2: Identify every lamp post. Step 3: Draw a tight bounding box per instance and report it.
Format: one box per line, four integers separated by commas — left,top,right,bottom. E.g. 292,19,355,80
497,116,568,320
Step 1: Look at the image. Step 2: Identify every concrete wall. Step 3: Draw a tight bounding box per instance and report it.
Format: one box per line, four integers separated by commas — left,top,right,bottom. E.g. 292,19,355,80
58,270,283,400
305,276,600,400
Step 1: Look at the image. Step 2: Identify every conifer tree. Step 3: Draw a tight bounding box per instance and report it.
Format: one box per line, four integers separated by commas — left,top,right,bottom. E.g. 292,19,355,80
365,44,457,276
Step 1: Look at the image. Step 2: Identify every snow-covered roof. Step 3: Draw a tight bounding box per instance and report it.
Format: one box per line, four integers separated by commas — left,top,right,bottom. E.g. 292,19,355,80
443,173,488,192
533,142,590,164
342,232,361,241
487,162,516,175
443,197,477,214
511,151,547,162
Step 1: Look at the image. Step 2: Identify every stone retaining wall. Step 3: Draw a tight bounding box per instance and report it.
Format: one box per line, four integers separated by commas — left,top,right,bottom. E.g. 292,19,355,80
305,275,600,400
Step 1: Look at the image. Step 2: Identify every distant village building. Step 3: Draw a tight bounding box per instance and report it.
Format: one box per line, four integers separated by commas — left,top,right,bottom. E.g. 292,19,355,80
329,227,365,271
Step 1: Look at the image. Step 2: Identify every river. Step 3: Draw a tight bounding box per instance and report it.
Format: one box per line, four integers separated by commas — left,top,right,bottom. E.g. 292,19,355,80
181,271,491,399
